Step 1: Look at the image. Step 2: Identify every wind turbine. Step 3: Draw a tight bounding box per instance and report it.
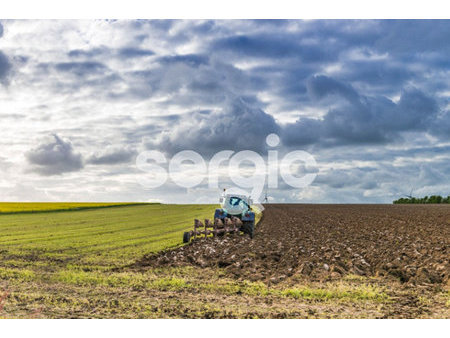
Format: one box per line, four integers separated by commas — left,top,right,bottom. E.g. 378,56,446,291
263,189,269,203
402,188,414,199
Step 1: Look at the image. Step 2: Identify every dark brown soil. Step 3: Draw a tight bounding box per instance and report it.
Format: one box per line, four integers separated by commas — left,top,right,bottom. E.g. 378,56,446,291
136,204,449,286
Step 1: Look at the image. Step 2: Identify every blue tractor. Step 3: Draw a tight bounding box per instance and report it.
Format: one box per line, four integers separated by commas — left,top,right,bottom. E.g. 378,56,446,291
183,194,255,243
214,194,255,238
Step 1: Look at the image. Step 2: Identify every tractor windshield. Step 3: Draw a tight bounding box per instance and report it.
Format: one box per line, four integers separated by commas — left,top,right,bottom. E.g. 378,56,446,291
229,197,242,206
228,197,250,210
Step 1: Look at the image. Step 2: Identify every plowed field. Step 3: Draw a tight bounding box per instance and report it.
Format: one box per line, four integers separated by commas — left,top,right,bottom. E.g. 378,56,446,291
135,204,450,318
142,204,449,285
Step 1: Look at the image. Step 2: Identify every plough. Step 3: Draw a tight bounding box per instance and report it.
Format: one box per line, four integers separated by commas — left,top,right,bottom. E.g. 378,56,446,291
183,193,255,243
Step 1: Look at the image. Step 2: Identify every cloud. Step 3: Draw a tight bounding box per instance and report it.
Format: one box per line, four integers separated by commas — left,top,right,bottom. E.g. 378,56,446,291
26,134,84,175
0,156,13,172
315,168,363,189
282,118,322,146
283,76,440,147
87,146,137,165
117,53,266,107
158,54,209,67
211,34,334,62
68,47,154,59
307,75,360,102
0,21,12,83
54,61,108,77
68,47,108,59
375,20,450,55
338,59,414,90
0,51,11,83
118,47,154,58
145,97,280,156
432,110,450,139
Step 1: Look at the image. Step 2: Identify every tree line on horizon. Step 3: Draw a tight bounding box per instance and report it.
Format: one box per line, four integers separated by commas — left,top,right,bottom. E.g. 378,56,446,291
393,195,450,204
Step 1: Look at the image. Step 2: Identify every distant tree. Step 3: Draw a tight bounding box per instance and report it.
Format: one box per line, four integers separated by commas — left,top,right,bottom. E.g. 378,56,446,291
393,194,450,204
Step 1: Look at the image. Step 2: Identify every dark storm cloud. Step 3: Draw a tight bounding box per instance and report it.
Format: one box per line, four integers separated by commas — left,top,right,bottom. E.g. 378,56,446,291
432,110,450,139
26,134,84,176
211,34,335,62
282,118,323,146
375,20,450,55
318,143,450,165
133,19,175,31
145,98,280,156
158,54,209,67
68,46,154,60
212,34,299,58
87,147,137,165
207,20,450,104
307,75,360,102
248,63,316,112
34,59,123,97
282,75,440,147
0,23,12,83
315,168,365,189
0,51,12,82
137,59,446,157
68,47,108,58
118,54,266,107
338,60,414,89
118,47,154,58
251,20,291,27
315,159,450,195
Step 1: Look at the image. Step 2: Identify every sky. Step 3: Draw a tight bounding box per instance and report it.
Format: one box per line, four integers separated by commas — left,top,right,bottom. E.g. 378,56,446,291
0,19,449,203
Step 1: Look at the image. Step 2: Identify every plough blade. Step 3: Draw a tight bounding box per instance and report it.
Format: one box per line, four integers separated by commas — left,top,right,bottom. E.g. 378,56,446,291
183,216,243,243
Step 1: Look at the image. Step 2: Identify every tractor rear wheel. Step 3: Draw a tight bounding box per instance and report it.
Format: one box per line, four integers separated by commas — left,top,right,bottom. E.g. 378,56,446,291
241,221,254,239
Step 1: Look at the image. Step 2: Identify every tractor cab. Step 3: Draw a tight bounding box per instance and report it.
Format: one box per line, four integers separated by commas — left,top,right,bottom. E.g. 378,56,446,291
214,194,255,237
219,194,253,216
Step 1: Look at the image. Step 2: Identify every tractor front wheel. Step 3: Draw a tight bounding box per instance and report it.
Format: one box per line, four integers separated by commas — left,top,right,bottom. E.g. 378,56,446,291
183,231,191,243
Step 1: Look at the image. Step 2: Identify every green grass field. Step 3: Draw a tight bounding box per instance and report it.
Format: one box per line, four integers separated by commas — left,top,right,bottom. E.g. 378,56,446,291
0,204,216,317
0,204,215,267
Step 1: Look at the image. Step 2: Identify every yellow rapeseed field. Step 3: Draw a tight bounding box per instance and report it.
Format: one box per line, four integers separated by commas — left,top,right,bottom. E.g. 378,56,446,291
0,202,145,214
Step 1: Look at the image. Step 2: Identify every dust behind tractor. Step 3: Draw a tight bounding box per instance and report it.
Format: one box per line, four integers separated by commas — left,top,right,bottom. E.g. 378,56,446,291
183,194,255,243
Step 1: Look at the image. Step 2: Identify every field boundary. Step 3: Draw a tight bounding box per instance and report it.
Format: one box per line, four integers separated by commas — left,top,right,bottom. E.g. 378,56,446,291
0,203,159,216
